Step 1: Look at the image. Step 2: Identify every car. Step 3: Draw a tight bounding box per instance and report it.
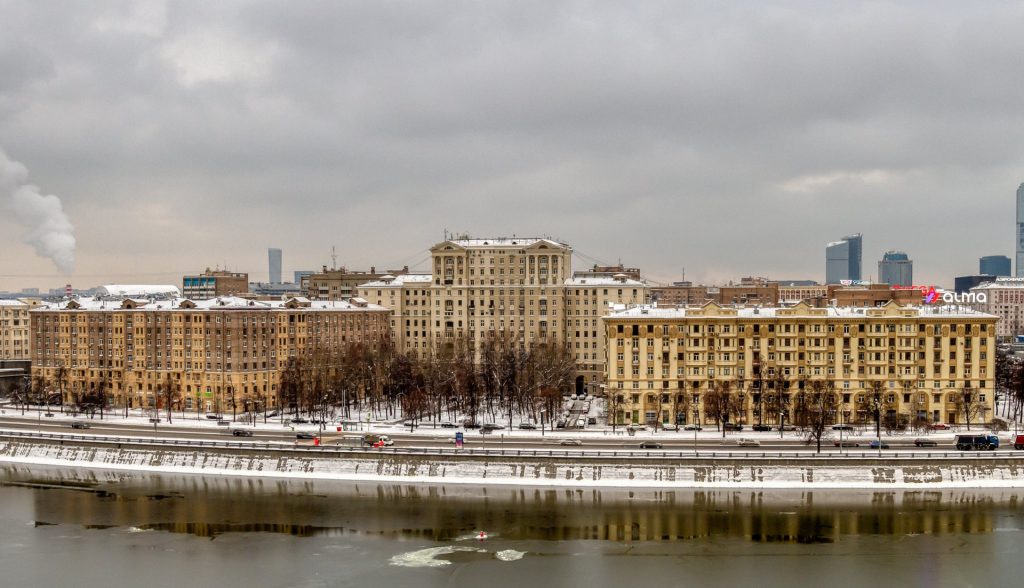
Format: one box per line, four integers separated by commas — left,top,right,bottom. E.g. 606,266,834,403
362,434,394,446
869,440,890,449
1014,435,1024,450
955,434,999,451
463,422,480,429
70,421,90,429
752,424,772,432
930,423,951,431
205,413,223,420
777,425,797,432
440,421,457,428
290,417,309,424
231,429,253,437
737,438,761,447
833,440,860,447
683,424,703,431
723,423,744,432
639,441,664,449
401,421,418,429
555,420,566,429
587,417,598,425
482,423,504,431
296,432,316,440
559,439,583,446
832,424,855,431
914,438,938,447
265,410,280,418
517,423,538,430
661,423,679,431
627,424,647,432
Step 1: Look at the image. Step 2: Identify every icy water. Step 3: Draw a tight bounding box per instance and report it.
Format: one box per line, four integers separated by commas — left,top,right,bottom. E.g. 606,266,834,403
1,465,1023,587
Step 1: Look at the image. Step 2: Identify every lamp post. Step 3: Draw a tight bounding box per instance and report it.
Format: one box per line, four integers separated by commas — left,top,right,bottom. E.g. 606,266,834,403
779,411,785,439
540,408,546,437
693,408,700,455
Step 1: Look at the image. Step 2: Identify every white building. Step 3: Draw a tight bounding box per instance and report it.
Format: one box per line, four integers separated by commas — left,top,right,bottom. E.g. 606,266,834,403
972,277,1024,339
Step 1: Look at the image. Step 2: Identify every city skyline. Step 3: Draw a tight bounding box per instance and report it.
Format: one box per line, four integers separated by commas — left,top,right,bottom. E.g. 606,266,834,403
2,3,1024,291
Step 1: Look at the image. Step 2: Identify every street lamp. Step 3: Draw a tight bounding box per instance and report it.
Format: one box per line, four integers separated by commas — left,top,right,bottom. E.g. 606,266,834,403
540,408,546,437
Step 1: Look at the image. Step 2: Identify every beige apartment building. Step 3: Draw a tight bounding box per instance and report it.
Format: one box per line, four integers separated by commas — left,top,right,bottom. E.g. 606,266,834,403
305,265,410,301
430,237,574,347
0,299,37,359
30,296,390,413
604,301,996,428
182,269,249,299
565,275,647,391
972,277,1024,339
357,274,433,357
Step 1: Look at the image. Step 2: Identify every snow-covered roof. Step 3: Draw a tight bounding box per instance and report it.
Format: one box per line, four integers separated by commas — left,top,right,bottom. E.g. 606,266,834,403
605,303,995,320
444,237,568,249
564,277,646,287
359,274,433,288
0,299,32,307
972,277,1024,290
35,296,389,313
98,284,181,297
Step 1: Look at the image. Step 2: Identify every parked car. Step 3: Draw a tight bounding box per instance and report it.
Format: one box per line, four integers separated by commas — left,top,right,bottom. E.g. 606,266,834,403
295,432,316,440
832,424,855,431
1014,435,1024,450
955,434,999,451
555,420,566,429
661,423,679,431
231,429,253,437
914,438,938,447
639,441,664,449
930,423,951,431
587,417,598,425
833,440,859,447
518,423,538,430
482,423,504,431
869,440,890,449
70,421,90,429
752,424,772,432
737,438,761,447
463,422,480,429
777,425,797,432
723,423,744,432
440,421,457,428
683,424,703,431
401,421,418,429
290,417,309,424
205,413,223,420
559,439,583,446
627,424,647,432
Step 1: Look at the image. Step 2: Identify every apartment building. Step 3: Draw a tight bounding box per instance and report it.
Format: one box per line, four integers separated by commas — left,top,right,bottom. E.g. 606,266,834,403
604,300,996,428
0,299,37,359
305,265,409,301
972,277,1024,339
30,296,390,413
357,274,433,357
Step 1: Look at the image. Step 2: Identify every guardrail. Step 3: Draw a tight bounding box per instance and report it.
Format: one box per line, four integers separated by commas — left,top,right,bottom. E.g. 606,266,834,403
2,429,1024,462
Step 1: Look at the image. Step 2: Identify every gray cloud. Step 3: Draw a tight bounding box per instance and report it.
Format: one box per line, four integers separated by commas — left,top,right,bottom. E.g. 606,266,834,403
1,1,1022,290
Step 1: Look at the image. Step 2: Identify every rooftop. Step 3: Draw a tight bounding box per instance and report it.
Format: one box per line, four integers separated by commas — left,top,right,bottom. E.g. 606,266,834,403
605,302,994,320
35,296,388,313
442,237,569,249
359,274,433,288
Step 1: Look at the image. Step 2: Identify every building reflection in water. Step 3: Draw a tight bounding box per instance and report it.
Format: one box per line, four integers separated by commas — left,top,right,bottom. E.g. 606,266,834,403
4,465,1019,542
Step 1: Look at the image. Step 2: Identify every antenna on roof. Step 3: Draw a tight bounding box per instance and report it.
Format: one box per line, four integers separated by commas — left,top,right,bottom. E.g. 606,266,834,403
331,246,337,270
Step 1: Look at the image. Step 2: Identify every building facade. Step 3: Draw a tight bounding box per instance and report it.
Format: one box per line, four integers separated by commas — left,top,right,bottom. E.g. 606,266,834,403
878,251,913,287
954,275,995,294
358,274,434,357
825,234,862,284
306,266,406,301
980,255,1011,277
604,301,996,428
268,248,282,284
972,277,1024,339
30,296,390,413
182,269,249,299
0,299,37,360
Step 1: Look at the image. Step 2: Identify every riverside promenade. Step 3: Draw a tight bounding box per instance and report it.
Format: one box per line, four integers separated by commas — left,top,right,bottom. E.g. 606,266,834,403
3,430,1024,489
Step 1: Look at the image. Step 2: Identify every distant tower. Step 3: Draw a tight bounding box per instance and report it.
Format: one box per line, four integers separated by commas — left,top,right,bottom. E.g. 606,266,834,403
268,248,282,284
1017,183,1024,276
825,233,862,283
980,255,1011,277
878,250,913,287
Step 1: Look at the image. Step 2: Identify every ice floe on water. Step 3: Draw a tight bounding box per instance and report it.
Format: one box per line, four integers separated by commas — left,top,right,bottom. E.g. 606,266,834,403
495,549,526,561
390,546,486,568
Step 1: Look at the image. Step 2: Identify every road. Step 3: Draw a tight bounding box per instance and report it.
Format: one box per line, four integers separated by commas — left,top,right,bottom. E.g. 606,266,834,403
0,415,987,454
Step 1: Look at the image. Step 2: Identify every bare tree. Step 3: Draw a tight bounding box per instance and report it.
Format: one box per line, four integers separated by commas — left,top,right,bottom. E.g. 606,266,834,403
955,385,984,431
704,381,742,437
801,380,839,453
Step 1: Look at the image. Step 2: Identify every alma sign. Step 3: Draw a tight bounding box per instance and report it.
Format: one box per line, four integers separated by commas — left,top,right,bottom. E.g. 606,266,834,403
893,285,986,305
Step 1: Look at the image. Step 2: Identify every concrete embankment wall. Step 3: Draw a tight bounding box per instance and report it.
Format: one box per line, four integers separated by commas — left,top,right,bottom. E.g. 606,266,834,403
3,436,1024,488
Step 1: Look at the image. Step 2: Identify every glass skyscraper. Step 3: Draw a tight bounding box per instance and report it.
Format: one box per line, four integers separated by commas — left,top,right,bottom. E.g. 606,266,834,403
825,233,862,284
878,250,913,287
980,255,1010,277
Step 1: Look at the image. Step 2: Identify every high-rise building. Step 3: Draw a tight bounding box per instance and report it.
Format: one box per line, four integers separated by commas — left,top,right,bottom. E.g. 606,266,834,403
980,255,1011,277
825,233,862,284
973,277,1024,338
1016,184,1024,276
268,248,282,284
877,250,913,287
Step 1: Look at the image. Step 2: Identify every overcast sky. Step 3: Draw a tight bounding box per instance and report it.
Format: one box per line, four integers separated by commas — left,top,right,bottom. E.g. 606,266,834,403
2,1,1023,292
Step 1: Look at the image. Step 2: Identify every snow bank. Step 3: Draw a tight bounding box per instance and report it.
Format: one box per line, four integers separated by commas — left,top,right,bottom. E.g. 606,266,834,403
2,437,1024,489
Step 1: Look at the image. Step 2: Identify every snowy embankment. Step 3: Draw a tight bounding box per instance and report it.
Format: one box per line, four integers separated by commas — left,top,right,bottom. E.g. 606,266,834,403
3,435,1024,488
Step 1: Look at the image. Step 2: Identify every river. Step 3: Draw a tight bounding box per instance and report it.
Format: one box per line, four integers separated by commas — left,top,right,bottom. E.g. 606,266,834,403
1,465,1021,587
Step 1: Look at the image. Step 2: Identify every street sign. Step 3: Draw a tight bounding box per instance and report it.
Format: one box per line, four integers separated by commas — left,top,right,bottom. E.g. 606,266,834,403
455,431,464,448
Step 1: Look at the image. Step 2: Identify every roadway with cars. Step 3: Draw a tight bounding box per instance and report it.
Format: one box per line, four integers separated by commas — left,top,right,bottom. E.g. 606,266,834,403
0,414,1003,454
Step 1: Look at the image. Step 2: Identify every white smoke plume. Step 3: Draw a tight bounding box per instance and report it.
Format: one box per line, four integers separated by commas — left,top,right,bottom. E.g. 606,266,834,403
1,148,76,274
